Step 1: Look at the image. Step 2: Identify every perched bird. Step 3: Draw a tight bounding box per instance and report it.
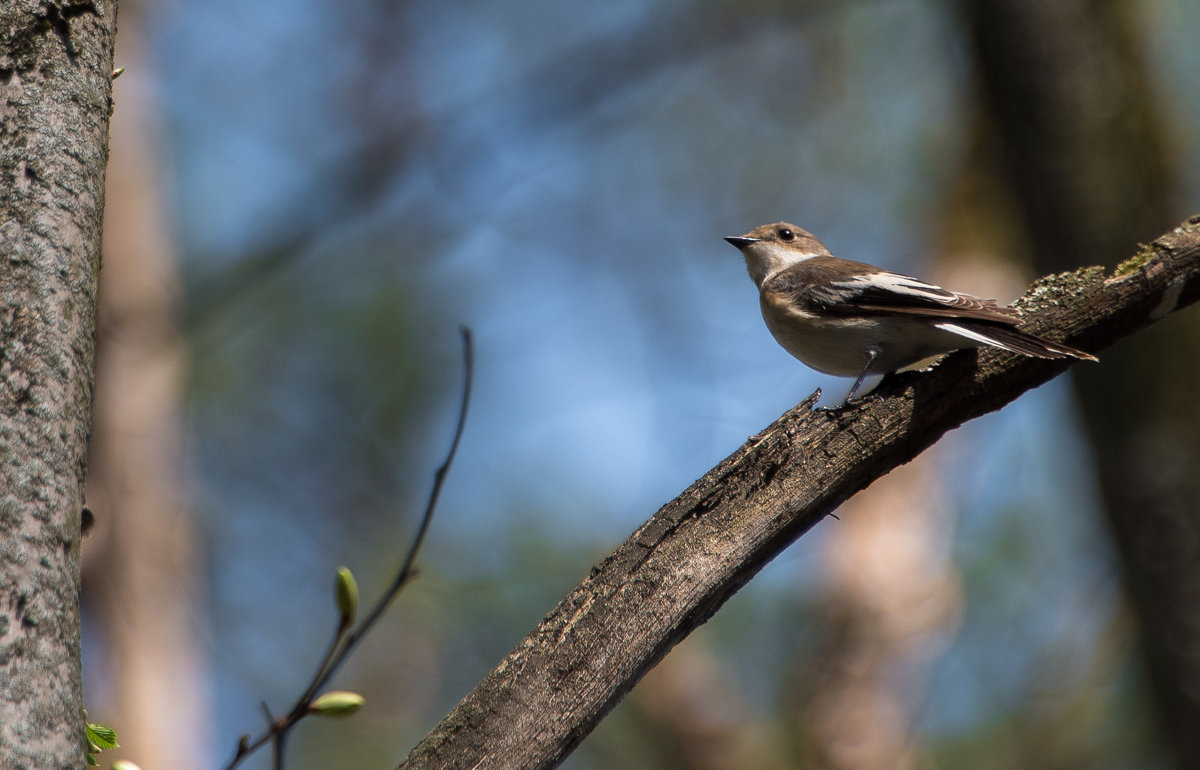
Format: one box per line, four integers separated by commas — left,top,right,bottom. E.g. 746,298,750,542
725,222,1097,405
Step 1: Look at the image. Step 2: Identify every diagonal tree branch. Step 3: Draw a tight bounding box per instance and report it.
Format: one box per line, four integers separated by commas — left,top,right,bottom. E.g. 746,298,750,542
399,216,1200,770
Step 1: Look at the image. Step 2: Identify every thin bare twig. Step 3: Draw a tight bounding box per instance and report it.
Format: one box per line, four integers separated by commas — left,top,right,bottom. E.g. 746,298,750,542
333,325,474,656
225,326,474,770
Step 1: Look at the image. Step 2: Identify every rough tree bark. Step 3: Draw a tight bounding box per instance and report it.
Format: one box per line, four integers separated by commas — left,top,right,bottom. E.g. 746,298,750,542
0,2,118,767
398,216,1200,769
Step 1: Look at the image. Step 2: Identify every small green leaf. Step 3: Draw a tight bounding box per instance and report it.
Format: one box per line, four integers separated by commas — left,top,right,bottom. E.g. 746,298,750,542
85,721,119,751
335,566,359,625
309,690,364,717
112,761,144,770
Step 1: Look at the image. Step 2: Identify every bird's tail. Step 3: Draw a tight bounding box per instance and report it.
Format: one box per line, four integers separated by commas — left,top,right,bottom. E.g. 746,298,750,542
934,322,1098,361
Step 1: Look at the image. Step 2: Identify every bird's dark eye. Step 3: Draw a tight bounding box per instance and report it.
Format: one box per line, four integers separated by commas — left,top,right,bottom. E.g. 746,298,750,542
778,228,795,241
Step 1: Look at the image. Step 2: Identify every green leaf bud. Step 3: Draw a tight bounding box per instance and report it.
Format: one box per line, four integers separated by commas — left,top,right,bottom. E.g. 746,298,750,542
309,690,365,717
335,566,359,625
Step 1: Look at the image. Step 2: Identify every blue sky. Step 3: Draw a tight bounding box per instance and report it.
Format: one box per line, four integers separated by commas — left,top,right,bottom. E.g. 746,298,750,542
111,0,1200,764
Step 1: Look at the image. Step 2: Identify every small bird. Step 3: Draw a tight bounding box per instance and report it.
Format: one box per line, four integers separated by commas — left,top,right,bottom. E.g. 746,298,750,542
725,222,1097,405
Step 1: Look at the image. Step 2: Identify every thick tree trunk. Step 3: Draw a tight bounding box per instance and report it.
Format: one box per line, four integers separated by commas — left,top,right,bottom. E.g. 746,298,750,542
0,2,118,767
399,219,1200,769
964,0,1197,764
82,6,208,767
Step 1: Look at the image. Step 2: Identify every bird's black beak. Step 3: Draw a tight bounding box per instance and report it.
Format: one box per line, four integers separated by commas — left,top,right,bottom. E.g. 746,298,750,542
724,236,759,249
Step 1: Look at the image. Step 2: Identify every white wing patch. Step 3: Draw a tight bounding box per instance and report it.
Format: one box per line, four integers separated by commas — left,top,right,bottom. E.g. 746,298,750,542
933,322,1018,352
837,272,955,302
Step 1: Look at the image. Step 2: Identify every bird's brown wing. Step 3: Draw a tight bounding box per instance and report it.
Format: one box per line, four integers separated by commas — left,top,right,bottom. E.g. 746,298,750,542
779,257,1021,325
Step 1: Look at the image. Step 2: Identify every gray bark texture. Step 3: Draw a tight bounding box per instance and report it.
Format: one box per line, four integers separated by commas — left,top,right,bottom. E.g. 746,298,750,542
399,216,1200,769
1,1,117,767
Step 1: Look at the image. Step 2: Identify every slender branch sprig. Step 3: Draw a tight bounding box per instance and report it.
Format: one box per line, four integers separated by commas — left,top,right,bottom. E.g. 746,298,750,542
225,326,474,770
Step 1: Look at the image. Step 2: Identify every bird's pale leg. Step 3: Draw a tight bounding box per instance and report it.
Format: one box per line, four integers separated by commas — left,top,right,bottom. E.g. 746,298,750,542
843,345,882,405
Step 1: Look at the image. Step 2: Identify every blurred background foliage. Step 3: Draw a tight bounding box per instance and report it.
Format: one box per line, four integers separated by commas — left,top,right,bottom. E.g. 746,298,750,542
81,0,1200,767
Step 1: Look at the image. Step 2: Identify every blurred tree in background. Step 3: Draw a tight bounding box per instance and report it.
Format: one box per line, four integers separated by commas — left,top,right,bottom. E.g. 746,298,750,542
81,0,1200,767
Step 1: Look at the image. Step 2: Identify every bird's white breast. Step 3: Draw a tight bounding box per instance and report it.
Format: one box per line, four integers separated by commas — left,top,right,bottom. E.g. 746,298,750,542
759,294,976,376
